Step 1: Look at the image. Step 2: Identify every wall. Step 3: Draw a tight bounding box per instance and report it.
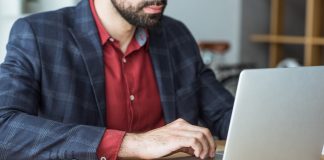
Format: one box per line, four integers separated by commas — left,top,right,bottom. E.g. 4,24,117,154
1,0,243,65
165,0,242,64
0,0,79,62
239,0,270,68
0,17,17,62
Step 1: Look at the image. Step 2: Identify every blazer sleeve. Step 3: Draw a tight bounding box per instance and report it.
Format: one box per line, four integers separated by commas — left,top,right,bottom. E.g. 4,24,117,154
0,18,105,160
197,60,234,139
177,21,234,139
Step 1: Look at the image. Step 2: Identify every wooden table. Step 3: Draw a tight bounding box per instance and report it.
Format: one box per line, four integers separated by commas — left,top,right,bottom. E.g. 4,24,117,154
162,141,225,159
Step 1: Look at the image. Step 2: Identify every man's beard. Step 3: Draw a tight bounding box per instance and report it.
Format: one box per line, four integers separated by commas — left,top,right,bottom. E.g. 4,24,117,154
111,0,167,28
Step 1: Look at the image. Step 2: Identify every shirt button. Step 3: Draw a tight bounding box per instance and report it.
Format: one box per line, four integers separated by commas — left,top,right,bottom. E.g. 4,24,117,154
100,157,107,160
122,58,127,63
130,95,135,101
109,37,115,42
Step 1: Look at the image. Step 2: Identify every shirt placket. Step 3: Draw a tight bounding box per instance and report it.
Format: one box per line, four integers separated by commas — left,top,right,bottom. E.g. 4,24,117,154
120,50,135,132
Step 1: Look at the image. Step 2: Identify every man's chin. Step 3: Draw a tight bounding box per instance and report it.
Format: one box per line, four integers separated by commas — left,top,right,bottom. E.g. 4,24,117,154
143,19,162,28
135,15,163,28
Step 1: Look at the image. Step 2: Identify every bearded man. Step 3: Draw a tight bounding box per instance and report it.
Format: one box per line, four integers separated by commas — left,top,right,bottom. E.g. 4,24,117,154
0,0,234,159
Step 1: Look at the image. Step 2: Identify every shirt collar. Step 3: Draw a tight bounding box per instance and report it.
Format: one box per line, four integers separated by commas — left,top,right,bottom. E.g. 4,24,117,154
89,0,148,47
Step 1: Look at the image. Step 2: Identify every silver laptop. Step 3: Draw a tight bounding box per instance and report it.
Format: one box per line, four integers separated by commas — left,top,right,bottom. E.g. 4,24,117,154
223,66,324,160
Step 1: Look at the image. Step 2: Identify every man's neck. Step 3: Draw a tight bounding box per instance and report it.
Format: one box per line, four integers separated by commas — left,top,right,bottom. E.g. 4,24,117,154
94,0,136,53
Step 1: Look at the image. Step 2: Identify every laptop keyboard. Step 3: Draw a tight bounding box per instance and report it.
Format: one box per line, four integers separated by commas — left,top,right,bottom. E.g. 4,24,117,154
166,151,224,160
215,151,224,160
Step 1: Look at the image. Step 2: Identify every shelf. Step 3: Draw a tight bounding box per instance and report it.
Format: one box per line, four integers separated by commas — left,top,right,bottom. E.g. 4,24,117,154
312,38,324,45
251,35,305,45
251,0,324,67
252,35,324,46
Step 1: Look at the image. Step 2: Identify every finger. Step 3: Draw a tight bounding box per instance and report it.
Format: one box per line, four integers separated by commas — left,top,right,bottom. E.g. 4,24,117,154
168,119,215,157
170,119,215,154
179,124,216,157
179,147,195,156
172,130,210,159
178,136,203,158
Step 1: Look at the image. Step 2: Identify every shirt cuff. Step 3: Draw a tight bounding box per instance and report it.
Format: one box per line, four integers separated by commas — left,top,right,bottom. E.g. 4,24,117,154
97,129,126,160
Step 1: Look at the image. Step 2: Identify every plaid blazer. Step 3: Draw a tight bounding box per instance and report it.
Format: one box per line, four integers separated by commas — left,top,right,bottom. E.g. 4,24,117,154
0,0,233,159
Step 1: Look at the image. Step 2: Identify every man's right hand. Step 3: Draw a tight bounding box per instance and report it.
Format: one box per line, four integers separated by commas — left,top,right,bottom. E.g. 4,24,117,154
118,118,216,159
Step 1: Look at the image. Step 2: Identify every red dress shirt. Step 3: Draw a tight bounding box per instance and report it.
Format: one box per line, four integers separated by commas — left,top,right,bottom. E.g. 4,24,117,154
89,0,165,159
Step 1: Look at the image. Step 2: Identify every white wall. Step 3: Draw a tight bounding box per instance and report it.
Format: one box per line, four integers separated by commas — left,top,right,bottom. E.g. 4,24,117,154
0,0,79,62
165,0,242,64
0,17,18,62
0,0,23,62
1,0,243,64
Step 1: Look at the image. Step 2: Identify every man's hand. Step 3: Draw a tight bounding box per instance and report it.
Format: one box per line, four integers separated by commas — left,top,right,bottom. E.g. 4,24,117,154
118,119,216,159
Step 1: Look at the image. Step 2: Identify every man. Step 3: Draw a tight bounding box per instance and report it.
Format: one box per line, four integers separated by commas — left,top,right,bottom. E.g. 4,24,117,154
0,0,234,159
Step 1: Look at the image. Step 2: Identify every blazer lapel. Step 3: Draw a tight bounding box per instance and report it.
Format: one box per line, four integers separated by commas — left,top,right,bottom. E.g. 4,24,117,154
70,0,106,126
70,1,177,125
149,24,177,123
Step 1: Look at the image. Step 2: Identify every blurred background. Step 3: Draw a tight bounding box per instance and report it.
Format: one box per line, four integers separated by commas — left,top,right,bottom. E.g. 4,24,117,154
1,0,323,95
